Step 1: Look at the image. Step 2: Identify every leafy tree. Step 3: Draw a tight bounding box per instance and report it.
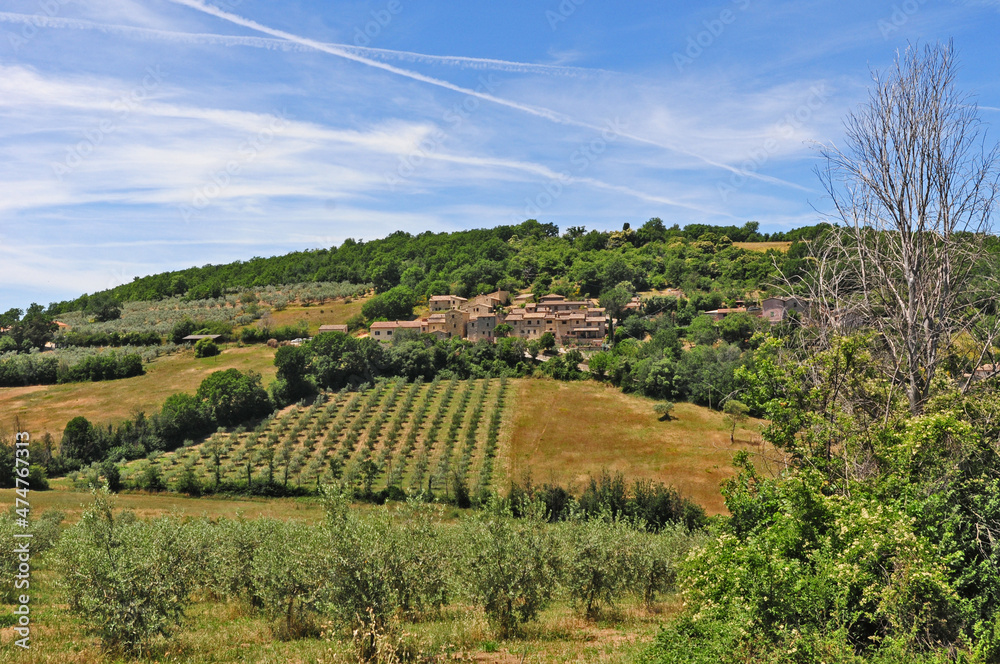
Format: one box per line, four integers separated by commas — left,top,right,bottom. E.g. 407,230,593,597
61,416,100,465
85,292,122,322
722,399,749,442
538,331,556,352
636,217,668,245
170,318,198,344
271,344,315,405
174,465,202,496
0,307,22,331
361,285,415,321
654,402,675,421
13,303,56,351
101,461,122,492
136,464,166,492
599,285,632,336
54,489,196,654
460,500,559,637
717,311,760,348
158,392,208,448
562,514,636,618
687,315,719,346
588,351,612,378
196,369,272,428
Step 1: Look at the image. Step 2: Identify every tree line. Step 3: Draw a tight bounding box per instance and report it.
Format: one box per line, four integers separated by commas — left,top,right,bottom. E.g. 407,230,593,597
42,219,824,316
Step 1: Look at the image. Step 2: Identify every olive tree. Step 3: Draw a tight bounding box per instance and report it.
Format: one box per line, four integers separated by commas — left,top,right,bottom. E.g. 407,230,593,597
54,488,197,654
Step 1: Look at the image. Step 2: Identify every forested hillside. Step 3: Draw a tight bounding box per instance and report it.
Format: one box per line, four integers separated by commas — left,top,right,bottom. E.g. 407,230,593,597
46,219,825,314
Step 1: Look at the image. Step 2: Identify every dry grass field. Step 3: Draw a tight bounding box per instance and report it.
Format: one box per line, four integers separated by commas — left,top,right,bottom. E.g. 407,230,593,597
732,241,793,252
264,296,367,335
504,379,765,515
0,345,277,439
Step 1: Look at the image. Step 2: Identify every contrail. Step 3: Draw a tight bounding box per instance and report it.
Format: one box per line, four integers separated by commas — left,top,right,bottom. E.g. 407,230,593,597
165,0,803,188
0,12,602,77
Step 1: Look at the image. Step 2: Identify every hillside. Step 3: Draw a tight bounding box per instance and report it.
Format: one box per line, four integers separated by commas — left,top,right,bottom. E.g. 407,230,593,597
44,220,823,314
506,380,763,514
0,345,277,437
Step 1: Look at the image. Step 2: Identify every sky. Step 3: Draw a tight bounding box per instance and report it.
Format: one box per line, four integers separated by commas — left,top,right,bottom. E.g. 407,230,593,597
0,0,998,311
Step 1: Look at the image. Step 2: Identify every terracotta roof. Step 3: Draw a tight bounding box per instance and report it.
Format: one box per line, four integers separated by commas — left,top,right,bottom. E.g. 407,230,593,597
370,320,423,330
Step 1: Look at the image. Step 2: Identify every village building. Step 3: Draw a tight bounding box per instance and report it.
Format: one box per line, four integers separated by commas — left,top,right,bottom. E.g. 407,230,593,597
467,314,498,342
429,295,468,312
369,290,606,345
503,310,547,339
703,307,747,321
420,309,469,340
318,324,348,334
369,320,423,342
761,296,809,323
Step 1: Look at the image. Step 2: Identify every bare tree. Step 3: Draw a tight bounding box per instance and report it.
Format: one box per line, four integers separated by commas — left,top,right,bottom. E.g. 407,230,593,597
809,42,1000,414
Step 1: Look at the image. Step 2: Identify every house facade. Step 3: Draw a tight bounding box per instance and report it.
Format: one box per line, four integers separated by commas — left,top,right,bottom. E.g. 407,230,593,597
761,296,808,323
369,320,423,342
467,314,498,342
429,295,468,312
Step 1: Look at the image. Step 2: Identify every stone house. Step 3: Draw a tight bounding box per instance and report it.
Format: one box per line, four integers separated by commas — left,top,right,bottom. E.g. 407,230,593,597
761,296,809,323
369,320,423,342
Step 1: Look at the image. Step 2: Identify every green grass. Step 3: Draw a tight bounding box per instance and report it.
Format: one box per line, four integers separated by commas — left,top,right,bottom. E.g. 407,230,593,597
0,565,670,664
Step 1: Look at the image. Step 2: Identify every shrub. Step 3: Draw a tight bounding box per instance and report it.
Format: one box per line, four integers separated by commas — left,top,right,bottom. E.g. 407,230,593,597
194,338,220,358
54,489,197,654
459,499,559,637
173,466,202,496
561,513,636,618
135,464,166,492
249,520,329,639
654,401,675,420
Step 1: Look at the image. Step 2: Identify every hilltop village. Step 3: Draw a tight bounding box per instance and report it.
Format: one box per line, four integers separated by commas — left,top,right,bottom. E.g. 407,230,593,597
366,291,808,346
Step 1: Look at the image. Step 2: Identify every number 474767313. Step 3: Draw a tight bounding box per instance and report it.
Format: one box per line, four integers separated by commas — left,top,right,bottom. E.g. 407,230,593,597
14,431,30,499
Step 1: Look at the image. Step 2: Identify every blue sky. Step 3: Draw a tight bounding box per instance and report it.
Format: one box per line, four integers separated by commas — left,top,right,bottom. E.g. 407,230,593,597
1,0,998,310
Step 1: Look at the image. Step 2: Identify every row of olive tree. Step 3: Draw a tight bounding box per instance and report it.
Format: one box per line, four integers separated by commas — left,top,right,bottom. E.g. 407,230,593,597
54,487,703,659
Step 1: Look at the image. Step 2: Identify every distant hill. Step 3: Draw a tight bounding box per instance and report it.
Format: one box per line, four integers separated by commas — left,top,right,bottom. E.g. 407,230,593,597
47,219,827,315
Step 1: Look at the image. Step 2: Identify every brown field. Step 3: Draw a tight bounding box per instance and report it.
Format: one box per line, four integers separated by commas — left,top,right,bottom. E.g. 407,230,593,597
505,379,764,515
733,241,793,252
0,345,276,438
262,296,367,335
